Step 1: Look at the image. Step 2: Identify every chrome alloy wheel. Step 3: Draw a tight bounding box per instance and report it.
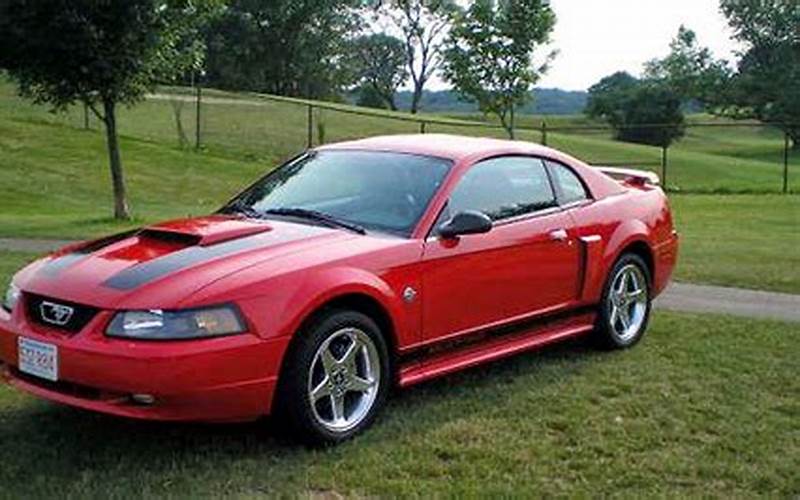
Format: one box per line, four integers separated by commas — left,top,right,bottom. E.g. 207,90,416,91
607,263,649,342
308,327,381,433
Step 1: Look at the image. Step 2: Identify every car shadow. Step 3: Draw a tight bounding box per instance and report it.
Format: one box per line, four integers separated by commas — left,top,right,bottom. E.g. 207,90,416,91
0,335,610,490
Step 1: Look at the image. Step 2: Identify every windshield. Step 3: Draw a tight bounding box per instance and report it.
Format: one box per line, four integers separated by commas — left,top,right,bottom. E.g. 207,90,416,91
227,150,452,236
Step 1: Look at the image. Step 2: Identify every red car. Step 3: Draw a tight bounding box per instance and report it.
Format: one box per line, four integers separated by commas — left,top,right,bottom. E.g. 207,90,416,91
1,135,678,444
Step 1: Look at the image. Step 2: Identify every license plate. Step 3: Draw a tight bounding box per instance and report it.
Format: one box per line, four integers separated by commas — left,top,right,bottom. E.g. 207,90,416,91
18,337,59,382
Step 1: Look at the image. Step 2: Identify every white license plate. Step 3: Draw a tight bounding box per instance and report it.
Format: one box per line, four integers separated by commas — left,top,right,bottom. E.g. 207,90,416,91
18,337,59,382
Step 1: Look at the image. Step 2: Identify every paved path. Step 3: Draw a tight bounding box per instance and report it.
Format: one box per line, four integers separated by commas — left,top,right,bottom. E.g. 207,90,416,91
1,238,798,322
655,282,800,323
0,238,75,253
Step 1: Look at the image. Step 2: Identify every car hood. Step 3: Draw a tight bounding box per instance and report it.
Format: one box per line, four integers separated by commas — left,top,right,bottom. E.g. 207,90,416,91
16,215,356,309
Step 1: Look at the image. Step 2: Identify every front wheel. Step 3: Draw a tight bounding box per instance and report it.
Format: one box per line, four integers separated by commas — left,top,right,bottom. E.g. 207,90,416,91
594,253,652,349
276,309,390,445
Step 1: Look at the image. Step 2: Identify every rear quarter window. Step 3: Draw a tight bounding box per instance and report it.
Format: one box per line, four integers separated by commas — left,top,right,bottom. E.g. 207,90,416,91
547,161,590,205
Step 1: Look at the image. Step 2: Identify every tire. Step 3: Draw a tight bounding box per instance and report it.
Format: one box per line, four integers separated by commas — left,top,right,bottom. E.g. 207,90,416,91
275,309,390,446
594,253,652,349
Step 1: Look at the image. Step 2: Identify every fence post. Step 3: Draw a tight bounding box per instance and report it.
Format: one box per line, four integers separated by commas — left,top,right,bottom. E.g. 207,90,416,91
540,121,548,146
661,146,668,188
784,131,790,194
420,121,426,134
307,104,314,148
194,85,202,151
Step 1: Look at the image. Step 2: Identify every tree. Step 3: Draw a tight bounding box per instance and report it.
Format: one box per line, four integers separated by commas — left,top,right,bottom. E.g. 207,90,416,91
644,25,731,107
374,0,459,114
443,0,556,138
356,85,390,109
0,0,219,219
587,74,685,148
203,0,362,99
585,72,639,123
719,0,800,149
348,34,408,110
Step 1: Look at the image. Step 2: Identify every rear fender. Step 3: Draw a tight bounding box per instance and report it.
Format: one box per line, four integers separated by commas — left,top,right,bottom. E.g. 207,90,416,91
583,219,651,302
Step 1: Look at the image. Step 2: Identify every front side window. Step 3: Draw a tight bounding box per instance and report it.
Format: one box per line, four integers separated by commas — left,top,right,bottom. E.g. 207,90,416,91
447,156,557,222
231,150,452,236
547,161,590,204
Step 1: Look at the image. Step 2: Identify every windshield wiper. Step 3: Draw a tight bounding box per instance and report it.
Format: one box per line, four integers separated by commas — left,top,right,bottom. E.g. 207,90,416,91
220,199,265,220
264,207,367,235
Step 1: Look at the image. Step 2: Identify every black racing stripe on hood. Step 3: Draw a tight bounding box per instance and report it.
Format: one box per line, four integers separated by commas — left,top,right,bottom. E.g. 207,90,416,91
39,229,141,277
102,225,330,291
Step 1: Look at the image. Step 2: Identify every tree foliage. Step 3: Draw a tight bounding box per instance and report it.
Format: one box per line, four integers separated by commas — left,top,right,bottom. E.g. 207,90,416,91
203,0,362,99
372,0,459,113
719,0,800,148
443,0,555,138
587,73,685,148
347,34,408,110
644,25,731,107
0,0,220,219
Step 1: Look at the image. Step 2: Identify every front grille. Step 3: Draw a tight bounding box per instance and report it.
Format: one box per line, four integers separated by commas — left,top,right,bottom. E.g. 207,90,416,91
26,294,98,334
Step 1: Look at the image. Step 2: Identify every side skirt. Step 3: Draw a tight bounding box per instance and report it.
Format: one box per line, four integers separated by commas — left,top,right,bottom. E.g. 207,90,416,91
397,308,596,388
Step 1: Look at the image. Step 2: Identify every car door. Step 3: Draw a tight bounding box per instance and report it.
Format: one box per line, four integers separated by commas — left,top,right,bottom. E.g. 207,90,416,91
421,156,580,343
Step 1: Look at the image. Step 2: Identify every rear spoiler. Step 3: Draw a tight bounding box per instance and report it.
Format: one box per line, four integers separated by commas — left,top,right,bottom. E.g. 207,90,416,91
594,166,660,187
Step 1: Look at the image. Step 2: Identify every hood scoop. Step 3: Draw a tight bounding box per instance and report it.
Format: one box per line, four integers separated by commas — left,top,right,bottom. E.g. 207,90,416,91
138,229,202,246
143,216,273,247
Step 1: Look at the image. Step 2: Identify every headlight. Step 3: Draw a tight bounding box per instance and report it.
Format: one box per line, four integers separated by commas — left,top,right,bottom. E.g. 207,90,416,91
2,283,21,313
106,305,246,340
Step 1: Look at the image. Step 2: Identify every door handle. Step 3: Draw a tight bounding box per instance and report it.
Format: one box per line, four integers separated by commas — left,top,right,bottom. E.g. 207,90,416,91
549,229,569,242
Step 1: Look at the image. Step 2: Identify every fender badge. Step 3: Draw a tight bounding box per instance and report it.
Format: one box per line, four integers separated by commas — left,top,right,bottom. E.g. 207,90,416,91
402,286,417,303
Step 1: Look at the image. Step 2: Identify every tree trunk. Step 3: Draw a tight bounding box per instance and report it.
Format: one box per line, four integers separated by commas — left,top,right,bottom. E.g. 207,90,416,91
410,83,423,114
509,105,516,140
102,98,131,220
169,98,189,148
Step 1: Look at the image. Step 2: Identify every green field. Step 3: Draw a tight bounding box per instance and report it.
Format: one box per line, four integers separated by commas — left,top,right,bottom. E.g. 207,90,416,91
1,85,798,496
671,194,800,293
2,253,799,496
0,302,796,495
2,81,797,193
1,81,798,293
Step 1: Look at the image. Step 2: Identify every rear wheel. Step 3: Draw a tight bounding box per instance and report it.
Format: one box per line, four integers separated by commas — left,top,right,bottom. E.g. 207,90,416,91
595,253,652,349
276,309,390,445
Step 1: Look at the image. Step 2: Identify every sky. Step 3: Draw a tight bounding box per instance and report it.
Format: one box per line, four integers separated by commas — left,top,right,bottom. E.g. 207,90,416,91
424,0,742,92
536,0,742,90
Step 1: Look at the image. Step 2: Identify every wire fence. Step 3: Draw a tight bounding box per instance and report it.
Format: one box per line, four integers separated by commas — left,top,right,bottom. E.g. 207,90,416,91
2,82,796,194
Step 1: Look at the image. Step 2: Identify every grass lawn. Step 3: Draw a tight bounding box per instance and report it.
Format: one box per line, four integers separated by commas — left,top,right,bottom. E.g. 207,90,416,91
0,118,270,239
1,228,797,495
3,80,798,193
670,194,800,294
1,82,798,293
0,305,797,496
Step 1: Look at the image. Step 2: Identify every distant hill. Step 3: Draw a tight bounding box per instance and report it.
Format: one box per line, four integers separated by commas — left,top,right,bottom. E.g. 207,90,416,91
391,88,588,115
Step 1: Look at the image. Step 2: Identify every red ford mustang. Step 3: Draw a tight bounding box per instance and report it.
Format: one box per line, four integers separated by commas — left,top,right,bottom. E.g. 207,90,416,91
1,135,678,444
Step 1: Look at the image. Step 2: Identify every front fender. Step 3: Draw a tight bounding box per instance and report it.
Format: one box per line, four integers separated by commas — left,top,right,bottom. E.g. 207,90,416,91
280,266,407,343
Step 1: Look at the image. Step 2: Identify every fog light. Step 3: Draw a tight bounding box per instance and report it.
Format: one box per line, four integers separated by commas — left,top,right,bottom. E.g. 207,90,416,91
131,394,156,405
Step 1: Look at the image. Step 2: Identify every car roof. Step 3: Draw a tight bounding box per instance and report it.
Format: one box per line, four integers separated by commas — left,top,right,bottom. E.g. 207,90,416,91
317,133,627,202
317,134,560,162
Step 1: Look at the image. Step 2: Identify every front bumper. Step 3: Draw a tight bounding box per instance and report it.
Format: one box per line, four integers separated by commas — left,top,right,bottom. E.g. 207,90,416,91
0,308,290,423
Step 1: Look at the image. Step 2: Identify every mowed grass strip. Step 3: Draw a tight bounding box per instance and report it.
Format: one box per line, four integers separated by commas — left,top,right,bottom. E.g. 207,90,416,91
670,194,800,294
0,118,271,239
0,308,796,497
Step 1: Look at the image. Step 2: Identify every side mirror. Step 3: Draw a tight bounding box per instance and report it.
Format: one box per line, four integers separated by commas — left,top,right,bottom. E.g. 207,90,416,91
438,210,493,239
